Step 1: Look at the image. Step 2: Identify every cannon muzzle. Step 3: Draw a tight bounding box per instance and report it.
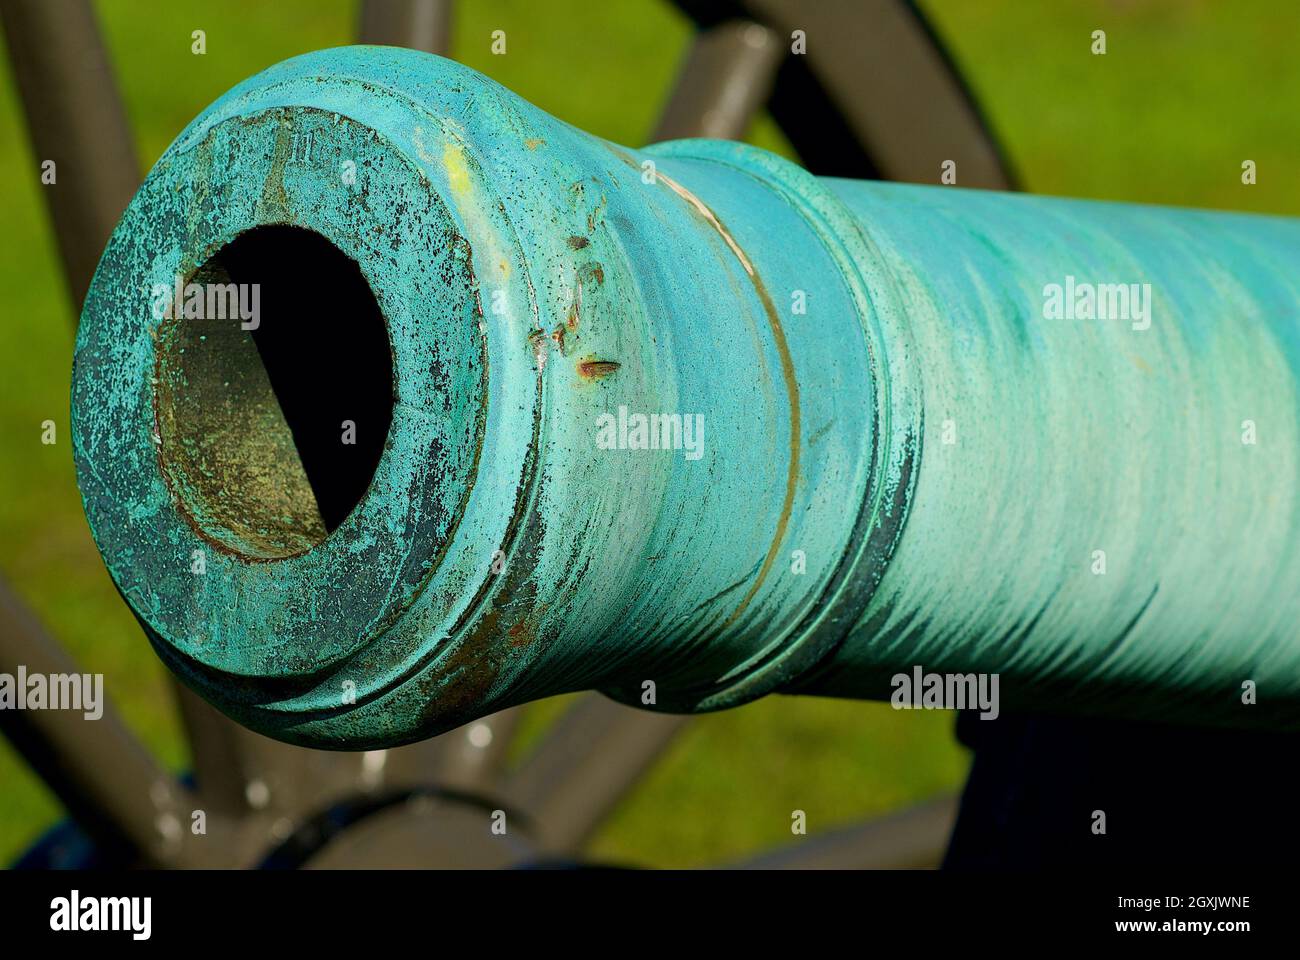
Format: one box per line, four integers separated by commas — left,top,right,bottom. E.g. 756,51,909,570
72,47,1300,747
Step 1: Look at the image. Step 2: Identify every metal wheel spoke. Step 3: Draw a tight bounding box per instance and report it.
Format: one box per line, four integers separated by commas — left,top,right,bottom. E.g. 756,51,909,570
384,708,522,794
0,575,200,866
651,19,782,142
502,695,688,854
358,0,453,55
300,795,536,870
739,0,1013,186
721,794,959,870
172,686,256,816
0,0,139,308
174,686,370,820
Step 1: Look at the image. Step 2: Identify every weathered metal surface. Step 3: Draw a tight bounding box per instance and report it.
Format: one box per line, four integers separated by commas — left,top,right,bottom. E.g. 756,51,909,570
72,47,1300,748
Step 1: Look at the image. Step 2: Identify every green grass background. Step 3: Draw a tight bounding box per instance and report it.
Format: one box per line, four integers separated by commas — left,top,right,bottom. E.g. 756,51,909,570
1,0,1296,867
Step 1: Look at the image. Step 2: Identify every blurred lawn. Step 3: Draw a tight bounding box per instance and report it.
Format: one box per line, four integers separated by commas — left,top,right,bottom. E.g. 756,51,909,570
1,0,1296,867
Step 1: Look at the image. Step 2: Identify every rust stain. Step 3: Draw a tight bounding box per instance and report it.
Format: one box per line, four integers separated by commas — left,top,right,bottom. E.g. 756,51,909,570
578,359,621,380
424,608,501,715
566,235,590,250
506,603,548,649
653,170,801,629
550,323,567,354
507,619,534,648
420,415,548,724
524,137,546,150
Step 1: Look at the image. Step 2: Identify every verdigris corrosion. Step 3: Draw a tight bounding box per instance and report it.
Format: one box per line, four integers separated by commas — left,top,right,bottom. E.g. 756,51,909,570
72,48,1300,747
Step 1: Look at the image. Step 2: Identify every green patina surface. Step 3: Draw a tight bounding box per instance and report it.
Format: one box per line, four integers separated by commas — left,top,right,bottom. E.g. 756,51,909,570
72,47,1300,747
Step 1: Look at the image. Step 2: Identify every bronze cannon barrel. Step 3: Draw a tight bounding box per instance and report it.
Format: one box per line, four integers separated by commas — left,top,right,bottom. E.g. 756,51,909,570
71,48,1300,747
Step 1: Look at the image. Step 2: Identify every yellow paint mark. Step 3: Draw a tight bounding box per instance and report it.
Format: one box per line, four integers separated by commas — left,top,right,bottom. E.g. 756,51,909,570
444,142,472,198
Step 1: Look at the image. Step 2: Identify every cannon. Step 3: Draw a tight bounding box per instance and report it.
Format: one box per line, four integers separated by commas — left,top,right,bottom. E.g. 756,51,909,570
69,45,1300,751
